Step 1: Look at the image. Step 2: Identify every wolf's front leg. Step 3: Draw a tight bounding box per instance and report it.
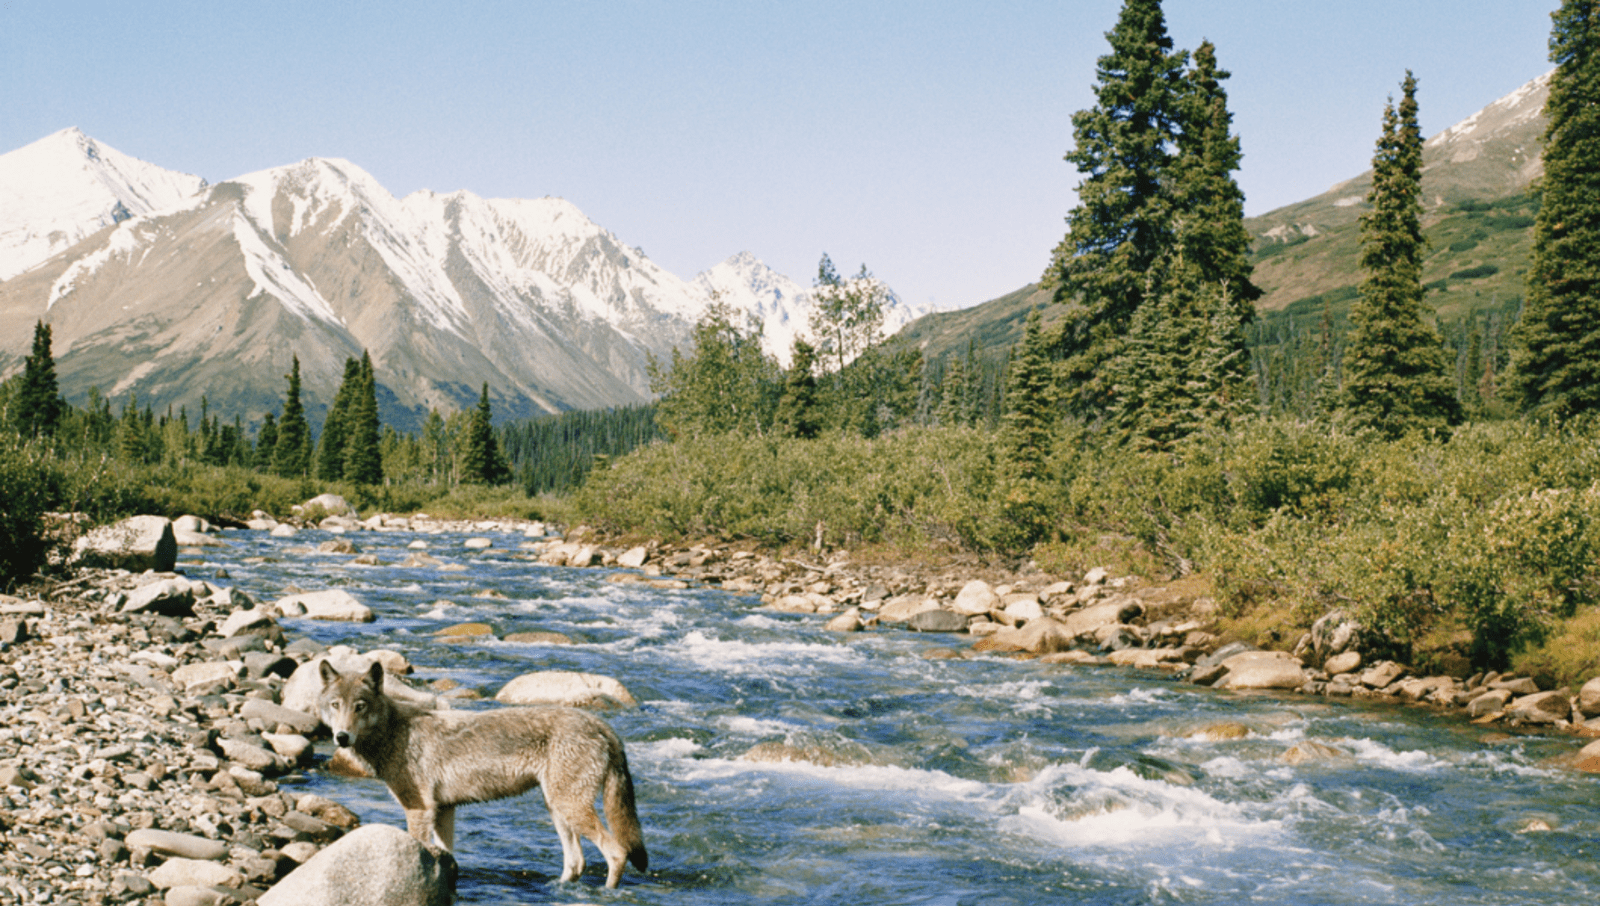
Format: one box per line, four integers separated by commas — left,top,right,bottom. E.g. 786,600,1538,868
405,808,452,851
433,804,456,851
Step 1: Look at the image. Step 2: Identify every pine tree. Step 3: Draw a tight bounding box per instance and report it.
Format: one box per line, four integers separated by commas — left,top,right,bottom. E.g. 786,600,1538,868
774,339,821,439
1002,311,1056,479
1338,73,1461,437
316,357,362,481
1510,0,1600,417
1171,41,1260,303
1044,0,1187,418
14,321,63,439
272,355,313,477
254,412,278,469
343,351,383,484
459,383,509,485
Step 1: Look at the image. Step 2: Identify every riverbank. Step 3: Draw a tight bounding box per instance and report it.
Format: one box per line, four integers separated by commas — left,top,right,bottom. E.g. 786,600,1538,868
6,511,1600,904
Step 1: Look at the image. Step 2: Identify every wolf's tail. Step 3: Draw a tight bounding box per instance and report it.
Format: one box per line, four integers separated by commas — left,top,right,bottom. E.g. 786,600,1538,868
605,741,648,872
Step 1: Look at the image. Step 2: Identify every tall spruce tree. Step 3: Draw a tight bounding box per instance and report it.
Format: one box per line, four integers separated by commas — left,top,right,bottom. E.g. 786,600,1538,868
343,351,383,484
1510,0,1600,418
1170,41,1259,303
774,339,821,439
1338,73,1461,437
14,321,64,439
272,355,313,477
316,357,362,481
459,383,509,485
1044,0,1187,419
1002,311,1056,479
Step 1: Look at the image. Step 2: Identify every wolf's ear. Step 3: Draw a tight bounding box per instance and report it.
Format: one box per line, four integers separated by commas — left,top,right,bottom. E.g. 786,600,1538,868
367,661,385,691
319,659,340,687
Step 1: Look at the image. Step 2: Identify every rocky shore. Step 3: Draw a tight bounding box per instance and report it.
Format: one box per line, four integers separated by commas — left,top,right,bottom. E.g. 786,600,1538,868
7,506,1600,905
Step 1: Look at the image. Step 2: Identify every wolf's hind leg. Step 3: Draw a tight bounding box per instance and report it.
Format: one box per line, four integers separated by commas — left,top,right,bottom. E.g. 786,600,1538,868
545,792,586,882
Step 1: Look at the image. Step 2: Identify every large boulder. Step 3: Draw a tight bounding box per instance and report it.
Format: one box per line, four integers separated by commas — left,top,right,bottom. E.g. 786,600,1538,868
971,615,1075,655
1214,651,1309,690
1061,599,1143,639
495,671,637,709
301,494,357,518
72,515,176,572
1309,609,1363,665
120,578,197,617
951,580,999,616
1579,675,1600,718
276,590,375,622
259,824,454,906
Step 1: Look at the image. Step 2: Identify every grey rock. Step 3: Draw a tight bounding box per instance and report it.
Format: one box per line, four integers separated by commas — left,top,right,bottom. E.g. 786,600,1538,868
909,609,970,633
258,824,454,906
121,578,196,617
73,515,177,572
126,829,229,862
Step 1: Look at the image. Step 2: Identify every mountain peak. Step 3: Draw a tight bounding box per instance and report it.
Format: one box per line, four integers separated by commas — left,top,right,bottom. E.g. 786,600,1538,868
0,129,207,281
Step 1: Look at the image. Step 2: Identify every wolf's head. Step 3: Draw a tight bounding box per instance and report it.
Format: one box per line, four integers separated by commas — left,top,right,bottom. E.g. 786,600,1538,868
317,660,387,749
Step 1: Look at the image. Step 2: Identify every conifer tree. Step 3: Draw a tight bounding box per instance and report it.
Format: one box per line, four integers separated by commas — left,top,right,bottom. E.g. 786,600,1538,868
459,383,509,485
343,351,383,484
1171,41,1260,303
272,355,313,477
14,321,63,439
774,339,821,439
1510,0,1600,417
1002,311,1056,479
1044,0,1187,418
254,412,278,469
1338,73,1461,437
316,357,361,481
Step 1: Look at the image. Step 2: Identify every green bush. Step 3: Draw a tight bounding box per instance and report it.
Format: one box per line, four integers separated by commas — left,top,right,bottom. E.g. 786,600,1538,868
0,438,61,589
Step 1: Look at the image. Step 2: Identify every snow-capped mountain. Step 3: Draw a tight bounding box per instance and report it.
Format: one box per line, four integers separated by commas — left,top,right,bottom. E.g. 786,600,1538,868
0,128,207,281
693,251,926,367
0,131,912,429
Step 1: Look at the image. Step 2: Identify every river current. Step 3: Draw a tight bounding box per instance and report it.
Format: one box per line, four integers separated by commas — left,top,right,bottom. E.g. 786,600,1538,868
194,525,1600,905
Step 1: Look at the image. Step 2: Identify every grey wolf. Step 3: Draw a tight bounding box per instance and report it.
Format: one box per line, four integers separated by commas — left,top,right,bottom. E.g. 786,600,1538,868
317,661,648,887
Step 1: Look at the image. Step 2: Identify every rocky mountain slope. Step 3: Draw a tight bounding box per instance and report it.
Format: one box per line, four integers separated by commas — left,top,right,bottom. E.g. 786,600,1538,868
0,136,918,430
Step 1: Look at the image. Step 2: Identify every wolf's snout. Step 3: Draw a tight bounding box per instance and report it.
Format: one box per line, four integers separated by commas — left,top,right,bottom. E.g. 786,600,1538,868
334,731,352,747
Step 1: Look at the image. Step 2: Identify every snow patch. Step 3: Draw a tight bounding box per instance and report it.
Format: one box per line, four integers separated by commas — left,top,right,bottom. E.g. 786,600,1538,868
231,213,342,326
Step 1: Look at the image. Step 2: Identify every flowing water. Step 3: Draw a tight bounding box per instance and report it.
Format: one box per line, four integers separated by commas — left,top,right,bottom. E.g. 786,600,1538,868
197,526,1600,905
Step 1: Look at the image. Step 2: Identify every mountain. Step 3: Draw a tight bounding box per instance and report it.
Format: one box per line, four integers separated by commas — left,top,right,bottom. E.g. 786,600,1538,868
692,251,926,367
0,134,907,430
1245,70,1549,324
887,70,1552,368
0,128,207,281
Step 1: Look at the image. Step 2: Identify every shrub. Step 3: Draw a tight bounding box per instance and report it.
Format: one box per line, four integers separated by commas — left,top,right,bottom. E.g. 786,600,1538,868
0,438,61,589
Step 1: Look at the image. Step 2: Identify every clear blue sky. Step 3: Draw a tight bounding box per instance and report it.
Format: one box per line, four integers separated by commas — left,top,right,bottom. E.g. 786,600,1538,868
0,1,1559,311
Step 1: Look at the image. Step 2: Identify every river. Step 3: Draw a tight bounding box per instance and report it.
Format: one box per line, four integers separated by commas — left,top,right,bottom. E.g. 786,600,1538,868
196,525,1600,905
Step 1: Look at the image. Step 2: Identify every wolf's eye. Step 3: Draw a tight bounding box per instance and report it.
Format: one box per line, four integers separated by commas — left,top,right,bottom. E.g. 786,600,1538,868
354,701,367,712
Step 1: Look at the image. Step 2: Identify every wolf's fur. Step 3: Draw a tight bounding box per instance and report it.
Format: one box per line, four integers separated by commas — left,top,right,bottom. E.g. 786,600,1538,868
317,661,648,887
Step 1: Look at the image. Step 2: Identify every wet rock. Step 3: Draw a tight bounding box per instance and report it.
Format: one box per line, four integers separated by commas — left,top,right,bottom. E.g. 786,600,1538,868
73,515,178,572
1466,688,1513,717
503,630,576,645
1039,650,1104,665
909,609,969,633
1574,738,1600,773
1507,689,1572,724
1282,740,1349,765
318,539,361,555
270,524,299,538
258,824,454,906
876,594,939,623
1215,651,1309,690
824,609,864,633
276,589,375,622
972,615,1074,655
1188,723,1251,741
464,538,493,550
616,547,649,569
433,622,496,642
495,671,637,708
